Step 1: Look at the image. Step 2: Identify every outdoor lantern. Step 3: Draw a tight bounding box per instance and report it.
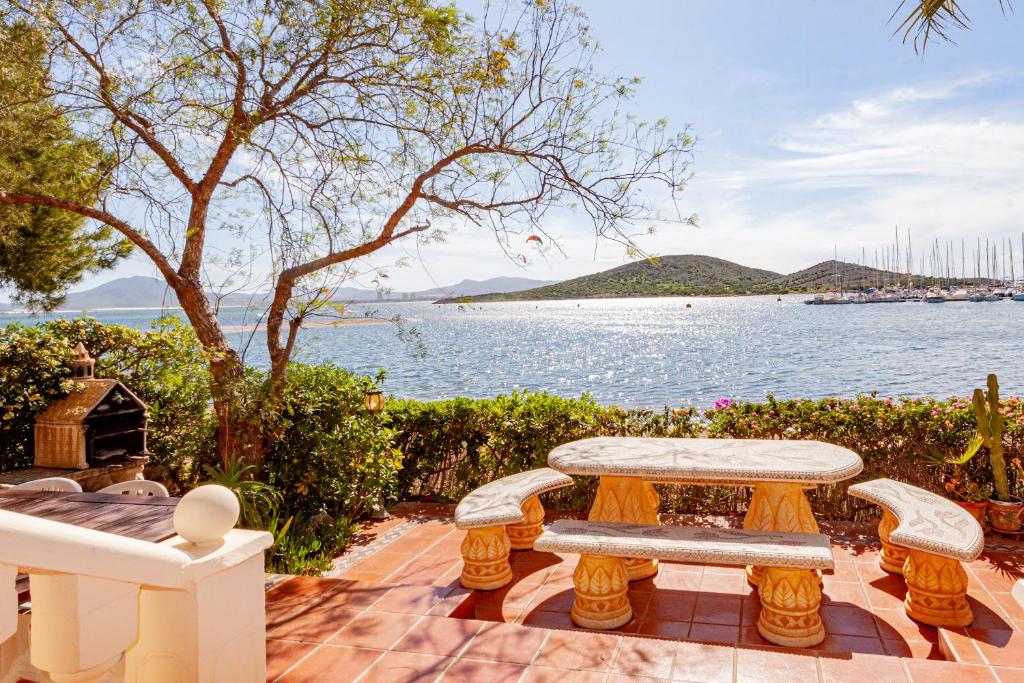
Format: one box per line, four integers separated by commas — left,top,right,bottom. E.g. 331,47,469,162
364,390,385,414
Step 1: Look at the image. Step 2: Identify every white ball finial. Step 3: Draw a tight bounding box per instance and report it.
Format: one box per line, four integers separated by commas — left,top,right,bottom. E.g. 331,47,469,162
173,484,240,544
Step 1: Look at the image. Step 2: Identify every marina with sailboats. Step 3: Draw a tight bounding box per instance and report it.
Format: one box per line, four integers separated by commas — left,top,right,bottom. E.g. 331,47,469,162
805,230,1024,304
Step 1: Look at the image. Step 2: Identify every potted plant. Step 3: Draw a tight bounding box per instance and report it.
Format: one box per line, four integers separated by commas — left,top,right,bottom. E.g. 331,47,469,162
971,374,1024,534
941,468,990,530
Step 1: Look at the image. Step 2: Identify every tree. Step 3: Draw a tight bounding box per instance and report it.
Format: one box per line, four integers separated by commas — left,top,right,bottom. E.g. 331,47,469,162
0,0,692,465
0,21,128,309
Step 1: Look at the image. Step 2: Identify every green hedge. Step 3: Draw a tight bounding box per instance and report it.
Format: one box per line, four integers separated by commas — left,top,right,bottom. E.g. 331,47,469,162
385,392,1024,521
387,393,701,511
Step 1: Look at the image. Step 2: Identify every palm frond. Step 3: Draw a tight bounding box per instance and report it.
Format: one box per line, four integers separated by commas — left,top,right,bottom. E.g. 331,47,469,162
891,0,1011,53
891,0,970,52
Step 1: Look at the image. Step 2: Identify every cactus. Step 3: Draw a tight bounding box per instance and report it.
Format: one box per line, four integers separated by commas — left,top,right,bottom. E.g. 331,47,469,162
973,373,1010,501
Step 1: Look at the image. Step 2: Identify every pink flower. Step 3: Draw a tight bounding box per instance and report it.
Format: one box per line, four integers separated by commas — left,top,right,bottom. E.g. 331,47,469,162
714,397,732,410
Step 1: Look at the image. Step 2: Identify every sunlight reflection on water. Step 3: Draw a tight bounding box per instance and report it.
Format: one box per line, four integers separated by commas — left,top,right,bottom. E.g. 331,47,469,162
7,294,1022,406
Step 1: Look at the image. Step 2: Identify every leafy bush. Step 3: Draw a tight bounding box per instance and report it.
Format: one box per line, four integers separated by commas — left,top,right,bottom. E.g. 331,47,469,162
261,363,402,522
0,317,216,485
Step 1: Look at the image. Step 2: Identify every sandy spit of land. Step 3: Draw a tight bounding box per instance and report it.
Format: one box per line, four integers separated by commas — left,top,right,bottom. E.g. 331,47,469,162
221,318,390,333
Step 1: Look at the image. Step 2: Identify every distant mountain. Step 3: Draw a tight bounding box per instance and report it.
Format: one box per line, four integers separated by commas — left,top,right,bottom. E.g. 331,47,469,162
0,275,558,311
413,277,558,299
436,255,959,303
52,276,183,310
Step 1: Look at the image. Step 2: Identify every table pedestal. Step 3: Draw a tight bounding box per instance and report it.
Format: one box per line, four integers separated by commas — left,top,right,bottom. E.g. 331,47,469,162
742,482,819,587
588,476,660,581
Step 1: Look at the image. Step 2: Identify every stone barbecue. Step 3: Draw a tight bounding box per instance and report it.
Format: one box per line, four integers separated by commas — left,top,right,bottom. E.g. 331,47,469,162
0,344,150,491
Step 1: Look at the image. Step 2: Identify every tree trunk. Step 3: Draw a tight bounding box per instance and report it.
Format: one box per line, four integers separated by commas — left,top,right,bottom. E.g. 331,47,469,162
172,278,263,468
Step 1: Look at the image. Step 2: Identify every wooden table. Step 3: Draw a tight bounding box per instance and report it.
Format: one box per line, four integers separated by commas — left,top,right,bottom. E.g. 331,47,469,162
548,437,863,583
0,489,179,543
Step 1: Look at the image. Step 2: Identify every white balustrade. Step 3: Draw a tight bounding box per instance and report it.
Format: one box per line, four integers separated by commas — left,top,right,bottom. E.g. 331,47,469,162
0,485,273,683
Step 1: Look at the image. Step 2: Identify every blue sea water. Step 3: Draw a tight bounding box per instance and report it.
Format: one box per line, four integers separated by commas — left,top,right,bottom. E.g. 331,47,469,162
3,295,1021,406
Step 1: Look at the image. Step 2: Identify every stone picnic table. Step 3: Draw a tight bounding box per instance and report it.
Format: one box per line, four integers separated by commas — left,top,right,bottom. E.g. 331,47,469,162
548,436,864,583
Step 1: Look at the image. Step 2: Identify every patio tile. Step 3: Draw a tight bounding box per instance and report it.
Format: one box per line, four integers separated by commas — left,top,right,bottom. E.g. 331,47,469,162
521,667,608,683
349,552,415,578
939,627,987,664
813,634,886,655
532,629,621,672
460,621,549,664
872,608,937,643
686,623,739,645
372,585,451,615
734,646,819,683
821,581,869,606
692,596,743,626
653,571,702,591
328,612,422,650
993,667,1024,682
902,659,998,682
738,626,770,647
817,652,909,682
644,592,697,622
389,557,460,586
314,580,393,611
739,598,761,627
670,641,735,683
881,638,941,660
266,639,317,682
611,636,678,678
520,607,580,630
529,585,576,613
392,616,486,657
277,644,383,683
820,604,880,637
638,620,691,640
699,572,747,596
441,658,527,682
266,576,345,606
359,650,452,683
267,607,362,643
967,628,1024,667
267,602,303,629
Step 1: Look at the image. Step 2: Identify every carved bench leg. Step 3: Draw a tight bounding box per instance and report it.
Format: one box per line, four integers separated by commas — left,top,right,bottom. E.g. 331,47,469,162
588,476,660,581
757,567,825,648
570,554,632,630
903,550,973,627
506,495,544,550
743,483,819,587
878,509,910,575
460,526,513,591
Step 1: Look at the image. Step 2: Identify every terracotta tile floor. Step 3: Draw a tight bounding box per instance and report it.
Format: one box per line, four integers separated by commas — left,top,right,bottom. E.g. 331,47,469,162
265,505,1024,682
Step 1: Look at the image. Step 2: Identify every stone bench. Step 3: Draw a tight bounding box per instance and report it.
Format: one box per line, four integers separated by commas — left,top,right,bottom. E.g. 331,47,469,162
848,478,984,627
535,519,834,647
454,468,573,590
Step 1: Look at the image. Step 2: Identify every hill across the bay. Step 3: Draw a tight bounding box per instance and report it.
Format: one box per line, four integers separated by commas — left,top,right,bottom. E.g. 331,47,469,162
436,255,922,302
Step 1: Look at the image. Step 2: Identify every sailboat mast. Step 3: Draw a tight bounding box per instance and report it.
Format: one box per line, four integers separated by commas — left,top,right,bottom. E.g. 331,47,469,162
894,225,900,289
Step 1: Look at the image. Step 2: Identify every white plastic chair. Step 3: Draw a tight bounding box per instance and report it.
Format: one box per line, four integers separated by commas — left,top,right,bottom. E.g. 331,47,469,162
10,477,82,493
98,480,169,497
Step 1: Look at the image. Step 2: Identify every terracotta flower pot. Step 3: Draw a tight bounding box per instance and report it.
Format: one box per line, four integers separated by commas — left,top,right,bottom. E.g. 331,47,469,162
987,496,1024,534
955,500,989,531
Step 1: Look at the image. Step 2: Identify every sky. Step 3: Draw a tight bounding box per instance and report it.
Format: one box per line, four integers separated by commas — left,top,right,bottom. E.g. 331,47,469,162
63,1,1024,293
